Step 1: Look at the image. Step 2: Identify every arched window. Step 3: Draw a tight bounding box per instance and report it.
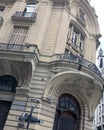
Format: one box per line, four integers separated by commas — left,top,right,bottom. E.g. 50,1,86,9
53,94,81,130
0,75,17,130
0,75,17,92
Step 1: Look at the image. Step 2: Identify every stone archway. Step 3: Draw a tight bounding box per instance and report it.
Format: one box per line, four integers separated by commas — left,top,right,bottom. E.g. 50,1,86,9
52,83,89,130
43,71,94,130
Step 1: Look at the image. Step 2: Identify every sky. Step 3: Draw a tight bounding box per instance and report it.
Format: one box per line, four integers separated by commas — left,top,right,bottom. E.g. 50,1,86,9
91,0,104,49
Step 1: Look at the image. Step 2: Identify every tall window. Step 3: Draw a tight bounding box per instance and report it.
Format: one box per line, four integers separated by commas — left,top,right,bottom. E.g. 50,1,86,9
53,94,81,130
67,24,85,51
23,1,39,17
78,9,86,22
0,75,17,130
9,26,28,45
76,8,86,27
26,3,39,12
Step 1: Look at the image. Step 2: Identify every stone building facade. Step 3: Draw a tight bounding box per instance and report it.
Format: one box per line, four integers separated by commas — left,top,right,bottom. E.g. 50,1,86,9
0,0,103,130
94,49,104,130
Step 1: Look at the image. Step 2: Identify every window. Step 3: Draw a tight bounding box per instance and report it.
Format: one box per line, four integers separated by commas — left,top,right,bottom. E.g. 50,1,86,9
99,106,101,115
102,104,104,114
102,115,104,122
77,8,86,26
79,9,86,22
26,3,39,12
97,126,101,130
0,75,17,130
99,117,101,123
9,26,28,46
67,24,85,51
72,31,77,45
53,94,81,130
23,2,39,17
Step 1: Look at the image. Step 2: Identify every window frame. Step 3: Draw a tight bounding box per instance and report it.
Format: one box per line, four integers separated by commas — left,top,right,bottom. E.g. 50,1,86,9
67,24,85,52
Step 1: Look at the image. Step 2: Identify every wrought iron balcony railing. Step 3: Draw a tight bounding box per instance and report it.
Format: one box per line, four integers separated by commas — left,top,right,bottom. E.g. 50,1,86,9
57,53,101,77
0,43,101,77
0,43,28,51
11,11,37,23
0,0,16,4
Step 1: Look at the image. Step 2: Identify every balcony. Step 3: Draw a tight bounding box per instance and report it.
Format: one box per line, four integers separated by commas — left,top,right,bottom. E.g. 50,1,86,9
0,43,28,51
0,43,39,55
0,0,16,4
56,53,101,77
0,43,101,78
11,11,37,23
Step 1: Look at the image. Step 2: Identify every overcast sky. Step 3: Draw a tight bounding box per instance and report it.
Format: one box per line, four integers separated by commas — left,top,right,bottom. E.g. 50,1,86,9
91,0,104,48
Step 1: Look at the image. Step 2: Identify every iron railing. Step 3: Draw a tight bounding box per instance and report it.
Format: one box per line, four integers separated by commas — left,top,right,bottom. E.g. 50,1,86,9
11,11,37,22
0,43,101,77
57,53,101,77
0,43,28,51
0,0,16,3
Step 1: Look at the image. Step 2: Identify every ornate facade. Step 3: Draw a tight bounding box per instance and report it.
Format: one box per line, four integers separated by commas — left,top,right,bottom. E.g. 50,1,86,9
0,0,103,130
94,48,104,130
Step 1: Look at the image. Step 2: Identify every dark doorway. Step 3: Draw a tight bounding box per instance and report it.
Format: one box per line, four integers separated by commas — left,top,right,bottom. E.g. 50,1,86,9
0,75,17,130
53,94,81,130
0,101,12,130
